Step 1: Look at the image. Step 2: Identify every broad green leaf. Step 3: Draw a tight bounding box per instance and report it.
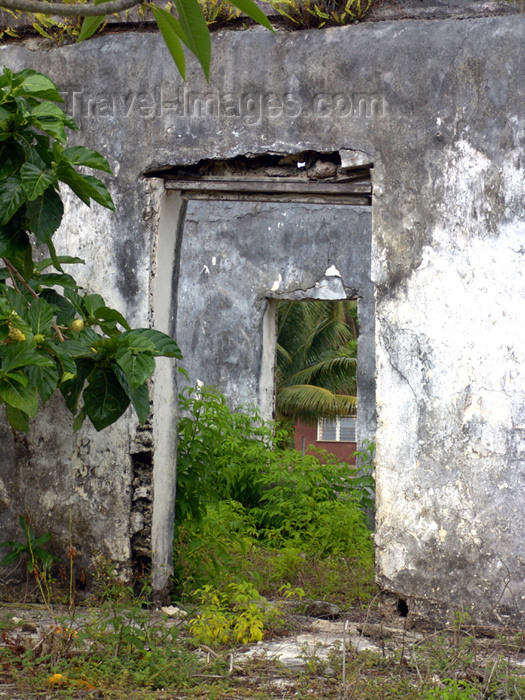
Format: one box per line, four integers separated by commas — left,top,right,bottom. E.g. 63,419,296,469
5,372,27,387
52,342,78,376
83,294,105,316
36,256,84,272
57,164,115,210
5,404,29,431
56,163,90,206
40,289,76,327
7,238,34,281
0,143,24,179
60,359,93,412
64,288,86,316
28,297,54,335
78,0,112,41
2,343,55,372
20,163,56,201
62,146,111,174
18,514,29,534
173,0,211,81
129,381,149,425
116,347,156,388
38,272,78,289
80,175,115,211
121,329,182,358
151,6,186,80
78,14,106,42
122,334,156,353
0,377,38,416
3,286,26,317
78,327,100,346
83,366,130,431
32,116,67,144
25,363,59,403
229,0,274,29
55,339,95,359
0,225,29,258
46,239,64,272
33,532,52,546
72,406,86,432
114,364,150,424
89,336,119,359
92,307,130,331
1,549,25,565
27,188,64,245
0,176,26,225
15,72,64,102
14,131,48,170
31,100,76,129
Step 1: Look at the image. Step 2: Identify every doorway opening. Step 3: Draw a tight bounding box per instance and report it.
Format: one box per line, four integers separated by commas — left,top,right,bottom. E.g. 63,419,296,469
148,151,374,597
272,298,360,464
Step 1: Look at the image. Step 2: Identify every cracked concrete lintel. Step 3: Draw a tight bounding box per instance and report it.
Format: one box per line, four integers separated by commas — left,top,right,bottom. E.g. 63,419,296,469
268,272,348,301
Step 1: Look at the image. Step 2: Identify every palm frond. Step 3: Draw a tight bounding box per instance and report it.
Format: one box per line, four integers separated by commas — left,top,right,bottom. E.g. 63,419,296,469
276,384,357,423
276,300,359,424
282,354,357,388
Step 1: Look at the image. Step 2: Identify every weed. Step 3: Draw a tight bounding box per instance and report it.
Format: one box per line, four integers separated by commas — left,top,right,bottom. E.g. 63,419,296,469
189,582,284,647
0,515,59,607
269,0,372,29
198,0,242,24
422,679,480,699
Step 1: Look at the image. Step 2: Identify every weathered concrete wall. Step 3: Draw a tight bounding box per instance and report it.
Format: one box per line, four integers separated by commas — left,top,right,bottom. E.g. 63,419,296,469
175,200,374,445
0,8,524,620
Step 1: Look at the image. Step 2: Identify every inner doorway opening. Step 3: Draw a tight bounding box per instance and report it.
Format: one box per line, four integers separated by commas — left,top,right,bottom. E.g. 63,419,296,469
273,299,360,465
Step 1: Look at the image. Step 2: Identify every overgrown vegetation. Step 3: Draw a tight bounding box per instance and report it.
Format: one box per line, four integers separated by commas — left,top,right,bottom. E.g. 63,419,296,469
269,0,372,29
173,385,375,609
1,389,525,697
0,67,182,431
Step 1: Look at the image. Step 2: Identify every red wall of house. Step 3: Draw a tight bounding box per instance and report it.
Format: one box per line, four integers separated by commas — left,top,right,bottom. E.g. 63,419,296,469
294,420,357,464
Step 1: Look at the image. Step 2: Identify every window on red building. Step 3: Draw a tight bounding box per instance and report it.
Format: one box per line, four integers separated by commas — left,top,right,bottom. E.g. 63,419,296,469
317,415,356,442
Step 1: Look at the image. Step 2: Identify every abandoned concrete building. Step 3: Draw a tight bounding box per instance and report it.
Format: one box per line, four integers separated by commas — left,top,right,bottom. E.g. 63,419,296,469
0,1,523,625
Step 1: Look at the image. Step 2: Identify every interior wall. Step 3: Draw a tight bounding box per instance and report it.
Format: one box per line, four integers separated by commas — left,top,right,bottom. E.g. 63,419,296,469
173,199,375,448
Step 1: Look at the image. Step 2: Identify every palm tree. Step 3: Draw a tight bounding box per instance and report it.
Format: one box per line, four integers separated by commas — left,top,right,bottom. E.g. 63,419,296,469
275,300,358,424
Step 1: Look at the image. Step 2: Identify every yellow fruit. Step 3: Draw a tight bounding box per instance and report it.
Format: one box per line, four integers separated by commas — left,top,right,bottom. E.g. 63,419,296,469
8,326,25,342
71,319,85,333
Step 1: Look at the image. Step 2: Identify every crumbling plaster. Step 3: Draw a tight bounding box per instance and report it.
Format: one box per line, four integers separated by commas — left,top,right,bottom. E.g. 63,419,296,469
0,10,523,619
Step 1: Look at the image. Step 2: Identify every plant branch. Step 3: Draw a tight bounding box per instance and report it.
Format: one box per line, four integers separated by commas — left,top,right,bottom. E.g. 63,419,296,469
2,257,65,342
5,264,21,294
0,0,140,17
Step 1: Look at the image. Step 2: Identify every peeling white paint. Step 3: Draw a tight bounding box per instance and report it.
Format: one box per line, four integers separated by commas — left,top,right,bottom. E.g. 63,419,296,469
325,264,341,277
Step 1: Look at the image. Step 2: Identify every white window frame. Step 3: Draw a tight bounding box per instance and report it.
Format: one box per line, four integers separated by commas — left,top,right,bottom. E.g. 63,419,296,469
317,415,357,443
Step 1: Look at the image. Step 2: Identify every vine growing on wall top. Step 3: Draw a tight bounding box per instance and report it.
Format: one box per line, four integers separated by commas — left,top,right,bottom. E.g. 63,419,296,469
0,66,182,432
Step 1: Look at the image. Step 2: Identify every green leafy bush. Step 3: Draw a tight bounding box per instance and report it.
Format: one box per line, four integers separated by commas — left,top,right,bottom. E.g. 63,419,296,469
189,582,283,646
0,67,181,432
174,386,375,603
